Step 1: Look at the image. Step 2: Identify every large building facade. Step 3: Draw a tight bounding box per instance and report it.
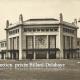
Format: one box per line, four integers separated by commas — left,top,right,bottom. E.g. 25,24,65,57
0,13,80,60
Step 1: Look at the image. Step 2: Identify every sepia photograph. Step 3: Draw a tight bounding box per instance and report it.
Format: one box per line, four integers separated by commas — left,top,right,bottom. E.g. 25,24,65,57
0,0,80,80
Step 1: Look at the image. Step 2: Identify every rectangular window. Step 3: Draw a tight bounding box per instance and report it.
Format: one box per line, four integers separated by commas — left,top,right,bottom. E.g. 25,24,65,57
54,28,58,31
26,36,33,49
17,37,19,49
5,43,6,47
50,28,53,31
65,36,70,49
46,28,49,31
63,36,65,49
13,37,16,49
1,43,4,47
71,37,73,48
33,28,36,32
24,28,27,32
49,35,56,48
37,28,40,31
10,38,13,49
41,28,45,32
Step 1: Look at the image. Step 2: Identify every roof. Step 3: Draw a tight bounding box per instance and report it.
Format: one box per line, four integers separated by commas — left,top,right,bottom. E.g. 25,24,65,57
26,18,58,21
5,18,79,30
23,18,59,26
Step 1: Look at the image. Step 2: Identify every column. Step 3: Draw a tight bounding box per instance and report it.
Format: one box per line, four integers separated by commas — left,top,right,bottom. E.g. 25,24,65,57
59,26,64,59
46,35,49,59
6,20,9,59
19,26,23,60
33,35,36,60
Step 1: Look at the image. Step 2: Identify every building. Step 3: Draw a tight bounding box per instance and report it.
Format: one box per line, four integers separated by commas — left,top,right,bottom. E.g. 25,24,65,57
0,13,80,60
0,40,6,59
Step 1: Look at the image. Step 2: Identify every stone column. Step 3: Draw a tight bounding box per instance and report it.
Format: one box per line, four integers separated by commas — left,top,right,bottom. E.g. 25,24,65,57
58,13,64,59
6,20,9,59
33,35,36,60
18,14,23,60
19,26,23,60
59,26,64,59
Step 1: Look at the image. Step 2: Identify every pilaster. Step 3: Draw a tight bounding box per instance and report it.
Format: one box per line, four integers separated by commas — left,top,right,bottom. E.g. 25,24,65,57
19,26,23,60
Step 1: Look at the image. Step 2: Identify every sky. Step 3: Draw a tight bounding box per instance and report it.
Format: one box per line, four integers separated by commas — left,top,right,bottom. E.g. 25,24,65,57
0,0,80,40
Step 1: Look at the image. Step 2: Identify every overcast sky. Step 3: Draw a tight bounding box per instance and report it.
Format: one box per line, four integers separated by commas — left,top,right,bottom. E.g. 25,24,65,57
0,0,80,40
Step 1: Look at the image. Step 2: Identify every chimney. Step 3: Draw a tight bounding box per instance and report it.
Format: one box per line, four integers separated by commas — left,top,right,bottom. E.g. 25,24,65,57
74,19,77,26
19,14,23,24
59,13,63,23
6,20,9,28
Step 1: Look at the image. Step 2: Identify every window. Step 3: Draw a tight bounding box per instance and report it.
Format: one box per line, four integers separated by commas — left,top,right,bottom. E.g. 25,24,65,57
41,28,45,31
26,36,33,49
10,38,13,49
71,37,73,48
1,43,4,47
63,36,65,49
1,42,6,47
50,28,53,31
33,28,36,32
37,28,40,31
17,37,19,49
24,27,58,32
63,28,74,34
13,37,16,49
49,35,56,48
5,43,6,47
24,28,27,32
64,36,70,49
46,28,49,31
17,29,19,33
9,29,19,35
54,28,58,31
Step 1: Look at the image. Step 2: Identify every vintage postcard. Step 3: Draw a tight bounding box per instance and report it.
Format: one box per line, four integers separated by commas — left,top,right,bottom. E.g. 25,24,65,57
0,0,80,80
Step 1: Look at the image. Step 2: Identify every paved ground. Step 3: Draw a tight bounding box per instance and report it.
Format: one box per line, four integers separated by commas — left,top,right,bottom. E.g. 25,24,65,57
0,59,80,80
